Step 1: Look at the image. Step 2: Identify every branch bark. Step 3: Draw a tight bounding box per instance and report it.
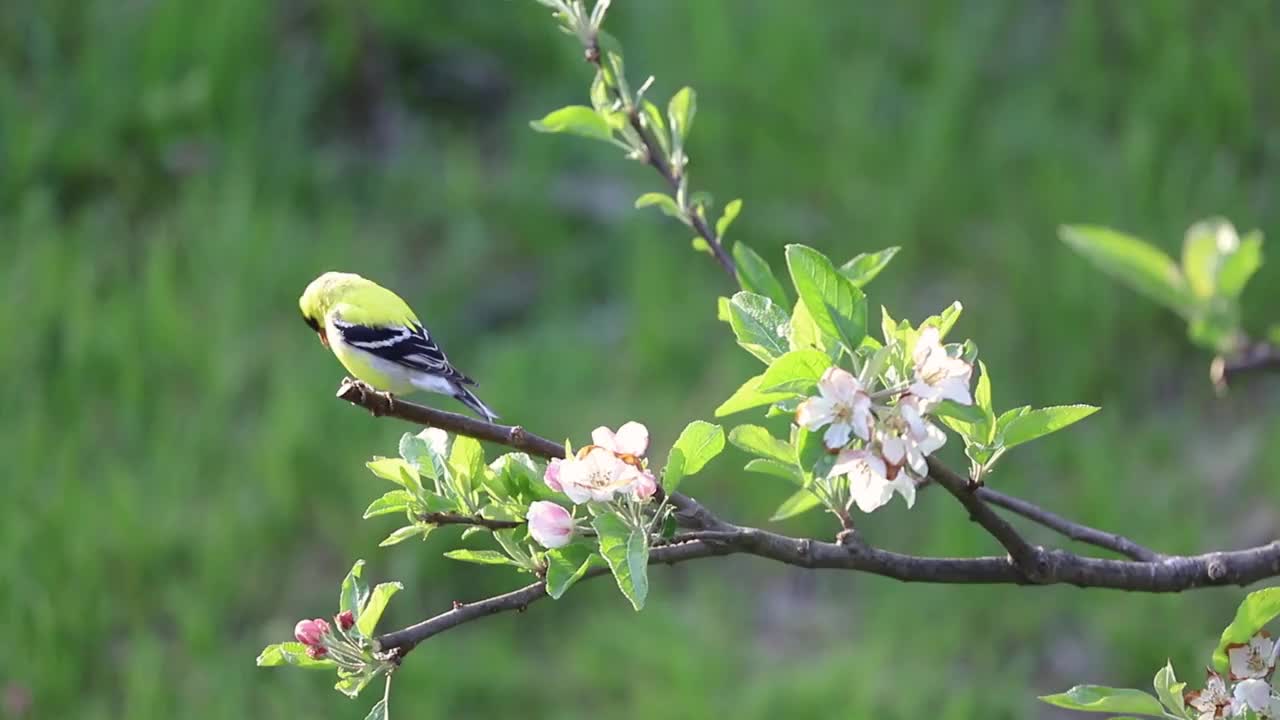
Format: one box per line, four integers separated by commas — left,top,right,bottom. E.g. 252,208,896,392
1212,340,1280,387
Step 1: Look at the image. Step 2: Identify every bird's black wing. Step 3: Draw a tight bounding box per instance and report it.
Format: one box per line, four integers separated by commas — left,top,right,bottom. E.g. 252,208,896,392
332,318,476,386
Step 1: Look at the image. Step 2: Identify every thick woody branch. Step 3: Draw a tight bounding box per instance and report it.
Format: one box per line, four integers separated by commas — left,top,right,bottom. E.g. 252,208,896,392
1212,341,1280,387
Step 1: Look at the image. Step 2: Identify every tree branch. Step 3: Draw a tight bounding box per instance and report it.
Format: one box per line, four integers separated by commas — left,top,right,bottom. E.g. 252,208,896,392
976,487,1161,562
925,458,1045,578
1212,340,1280,387
419,512,524,531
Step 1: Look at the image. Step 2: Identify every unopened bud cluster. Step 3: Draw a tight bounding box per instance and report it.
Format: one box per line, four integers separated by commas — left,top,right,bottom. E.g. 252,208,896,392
293,610,369,668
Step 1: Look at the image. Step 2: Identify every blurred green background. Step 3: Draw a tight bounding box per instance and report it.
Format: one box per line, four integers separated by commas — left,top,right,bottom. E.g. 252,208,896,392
4,1,1280,717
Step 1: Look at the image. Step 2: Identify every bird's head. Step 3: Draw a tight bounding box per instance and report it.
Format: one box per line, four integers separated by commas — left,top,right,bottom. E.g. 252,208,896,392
299,271,364,348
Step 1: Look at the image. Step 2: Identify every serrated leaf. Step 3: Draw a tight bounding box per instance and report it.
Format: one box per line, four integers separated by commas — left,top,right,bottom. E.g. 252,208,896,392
715,373,793,417
745,458,804,485
666,421,724,491
1060,225,1191,317
443,549,519,566
839,246,900,288
593,513,649,610
379,525,423,547
786,244,867,351
1213,588,1280,673
770,488,822,521
733,241,789,307
544,545,598,599
1002,405,1099,449
717,198,743,238
366,458,421,493
363,490,414,519
1038,686,1166,716
400,430,449,482
256,642,336,669
340,560,368,618
530,105,614,142
356,582,403,637
727,291,789,363
636,192,682,218
668,86,695,145
758,349,831,395
729,425,794,465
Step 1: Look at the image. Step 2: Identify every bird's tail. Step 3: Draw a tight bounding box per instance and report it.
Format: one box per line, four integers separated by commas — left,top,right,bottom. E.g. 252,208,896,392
454,385,499,422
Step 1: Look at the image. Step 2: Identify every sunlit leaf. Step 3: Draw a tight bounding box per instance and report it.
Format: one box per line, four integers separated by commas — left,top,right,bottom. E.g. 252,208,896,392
1039,686,1166,716
727,291,789,363
1060,225,1190,317
1001,405,1100,449
530,105,614,142
839,246,900,288
593,513,649,610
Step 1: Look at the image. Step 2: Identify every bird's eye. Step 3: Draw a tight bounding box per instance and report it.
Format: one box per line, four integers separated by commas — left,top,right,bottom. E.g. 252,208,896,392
302,314,321,332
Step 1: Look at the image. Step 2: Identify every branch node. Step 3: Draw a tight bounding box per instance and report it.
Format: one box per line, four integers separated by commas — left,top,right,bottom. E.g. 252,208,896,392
452,600,465,610
1207,556,1229,582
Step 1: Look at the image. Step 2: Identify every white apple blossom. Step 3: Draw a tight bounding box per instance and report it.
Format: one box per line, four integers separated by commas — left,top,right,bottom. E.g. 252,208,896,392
591,421,650,459
796,367,874,450
878,399,947,480
910,327,973,407
1229,634,1276,680
830,449,916,513
555,447,643,504
1230,678,1273,717
1187,670,1232,720
526,501,576,549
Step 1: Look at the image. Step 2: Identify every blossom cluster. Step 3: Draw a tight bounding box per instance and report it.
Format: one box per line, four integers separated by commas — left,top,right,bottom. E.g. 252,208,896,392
795,327,973,514
1188,634,1280,719
528,422,657,549
293,611,355,660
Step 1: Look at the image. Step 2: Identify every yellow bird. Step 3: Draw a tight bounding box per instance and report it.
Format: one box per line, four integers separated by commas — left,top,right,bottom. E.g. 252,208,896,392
299,271,497,420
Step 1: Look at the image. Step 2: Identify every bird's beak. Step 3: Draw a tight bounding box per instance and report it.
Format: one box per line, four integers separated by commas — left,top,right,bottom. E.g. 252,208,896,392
317,329,329,348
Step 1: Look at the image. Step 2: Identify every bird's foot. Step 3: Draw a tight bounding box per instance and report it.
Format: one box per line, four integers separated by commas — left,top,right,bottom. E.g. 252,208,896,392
373,390,397,417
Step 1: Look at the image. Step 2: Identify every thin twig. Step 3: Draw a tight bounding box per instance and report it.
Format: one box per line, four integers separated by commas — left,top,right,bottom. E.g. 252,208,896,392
925,458,1045,579
977,487,1161,562
419,513,524,531
1212,340,1280,388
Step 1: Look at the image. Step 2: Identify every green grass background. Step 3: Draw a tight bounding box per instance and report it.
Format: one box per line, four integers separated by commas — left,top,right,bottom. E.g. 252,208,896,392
4,1,1280,717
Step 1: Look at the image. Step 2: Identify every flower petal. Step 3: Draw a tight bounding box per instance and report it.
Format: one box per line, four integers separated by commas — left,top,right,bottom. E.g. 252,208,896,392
590,426,618,452
796,397,837,430
824,421,854,450
612,421,650,457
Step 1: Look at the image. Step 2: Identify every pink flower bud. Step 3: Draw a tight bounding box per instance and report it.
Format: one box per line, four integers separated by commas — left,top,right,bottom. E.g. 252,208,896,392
632,470,658,500
336,610,355,631
293,618,331,647
544,458,563,492
306,645,328,659
526,501,575,549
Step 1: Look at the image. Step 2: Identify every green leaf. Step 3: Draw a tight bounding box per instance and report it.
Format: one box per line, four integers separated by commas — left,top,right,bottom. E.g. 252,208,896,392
364,699,388,720
366,458,421,493
530,105,614,142
340,560,368,618
921,301,964,340
1153,661,1187,718
668,86,695,144
640,100,670,156
593,513,649,611
1002,405,1100,449
729,425,794,465
665,421,725,492
400,430,449,482
443,549,519,566
788,299,837,356
356,582,403,637
636,192,683,219
727,291,789,363
839,246,901,288
448,435,485,495
745,458,805,485
932,400,987,425
363,490,414,519
544,545,598,599
256,642,336,669
379,525,424,547
734,241,788,307
662,448,686,497
1213,587,1280,673
939,361,994,444
694,237,713,255
770,488,822,521
785,244,867,350
758,349,831,395
715,374,793,417
1039,686,1167,716
335,671,376,698
1060,225,1191,316
1183,220,1225,299
717,198,743,239
1219,229,1264,299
